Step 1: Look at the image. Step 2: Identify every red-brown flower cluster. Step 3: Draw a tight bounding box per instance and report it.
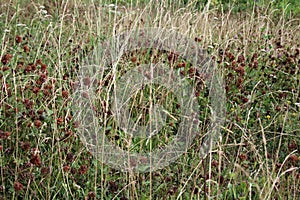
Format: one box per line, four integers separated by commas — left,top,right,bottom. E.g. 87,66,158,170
0,130,11,139
30,153,42,167
16,35,23,43
14,181,24,191
1,54,13,65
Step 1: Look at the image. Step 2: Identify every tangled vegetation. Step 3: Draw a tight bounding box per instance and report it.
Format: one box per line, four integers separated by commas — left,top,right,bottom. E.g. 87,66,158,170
0,0,299,199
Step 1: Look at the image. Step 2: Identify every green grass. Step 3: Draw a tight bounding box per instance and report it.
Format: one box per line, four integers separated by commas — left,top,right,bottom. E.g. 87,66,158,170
0,0,299,199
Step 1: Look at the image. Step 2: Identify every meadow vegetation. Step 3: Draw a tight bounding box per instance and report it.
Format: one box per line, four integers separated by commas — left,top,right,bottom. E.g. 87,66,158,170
0,0,299,199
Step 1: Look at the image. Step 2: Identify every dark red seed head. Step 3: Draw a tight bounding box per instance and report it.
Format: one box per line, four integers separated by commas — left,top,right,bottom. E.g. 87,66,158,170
66,152,74,163
21,141,31,151
2,66,9,71
130,56,137,63
63,165,70,172
41,167,50,175
212,160,219,167
1,54,13,65
288,140,297,151
32,87,40,94
14,181,24,191
30,153,42,167
36,59,42,65
57,118,64,125
239,153,247,161
88,191,96,198
34,120,42,128
62,90,69,98
41,64,47,71
237,54,245,63
78,165,88,175
23,45,30,53
16,35,22,43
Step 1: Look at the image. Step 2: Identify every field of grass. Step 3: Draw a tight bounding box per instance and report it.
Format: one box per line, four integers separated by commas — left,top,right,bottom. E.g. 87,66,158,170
0,0,299,199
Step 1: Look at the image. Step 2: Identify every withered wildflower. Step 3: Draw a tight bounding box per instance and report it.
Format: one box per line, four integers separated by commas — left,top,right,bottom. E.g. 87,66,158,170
226,51,235,62
65,130,73,137
16,62,24,71
237,77,244,87
23,99,34,110
41,167,50,175
63,165,70,172
212,160,219,168
241,96,248,103
36,59,42,65
1,54,13,65
41,63,47,72
237,54,245,63
23,45,30,53
34,120,42,128
62,90,69,99
235,66,245,75
63,74,69,80
88,191,96,198
167,52,178,63
71,81,79,90
252,59,258,69
71,167,77,174
57,117,64,125
108,180,118,193
16,35,22,43
239,153,247,161
21,141,31,151
0,130,11,139
37,109,44,115
288,140,297,151
24,65,32,74
39,73,48,83
43,89,50,97
167,186,178,195
31,63,36,71
130,157,136,167
176,62,186,68
251,53,258,62
78,165,88,175
30,153,42,167
130,56,137,63
14,181,24,191
225,85,230,92
66,152,74,163
32,87,40,94
289,154,298,164
2,66,9,71
194,37,202,42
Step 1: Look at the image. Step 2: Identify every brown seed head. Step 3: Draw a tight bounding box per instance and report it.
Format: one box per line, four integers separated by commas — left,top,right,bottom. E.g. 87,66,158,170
34,120,42,128
30,154,42,167
16,35,22,43
62,90,69,98
239,153,247,161
21,141,31,151
14,181,24,191
23,45,30,53
78,165,88,175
